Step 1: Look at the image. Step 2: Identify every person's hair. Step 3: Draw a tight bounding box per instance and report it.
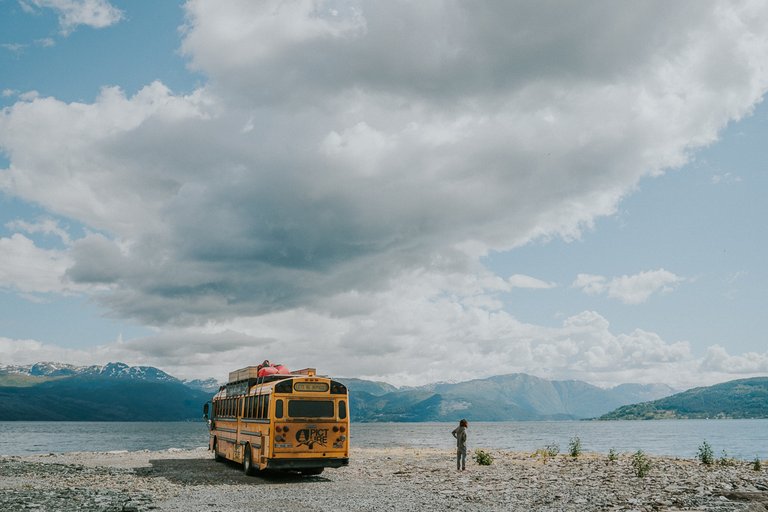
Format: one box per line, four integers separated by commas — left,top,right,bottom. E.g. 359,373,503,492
460,419,468,427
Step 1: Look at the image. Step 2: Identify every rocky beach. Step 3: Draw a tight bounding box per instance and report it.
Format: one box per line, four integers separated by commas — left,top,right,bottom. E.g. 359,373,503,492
1,447,767,511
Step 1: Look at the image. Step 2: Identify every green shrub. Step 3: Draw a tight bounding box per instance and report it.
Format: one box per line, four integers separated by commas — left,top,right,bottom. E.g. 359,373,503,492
473,449,493,466
752,457,762,472
608,448,618,462
631,450,652,478
697,441,714,466
568,436,582,458
718,450,737,467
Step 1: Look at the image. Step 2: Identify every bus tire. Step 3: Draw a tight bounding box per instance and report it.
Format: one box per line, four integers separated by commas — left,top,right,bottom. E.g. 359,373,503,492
212,438,224,462
243,444,256,476
301,468,324,476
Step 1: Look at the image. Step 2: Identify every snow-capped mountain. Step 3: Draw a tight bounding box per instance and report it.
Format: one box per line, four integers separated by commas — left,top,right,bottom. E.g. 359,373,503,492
182,378,222,393
0,361,217,389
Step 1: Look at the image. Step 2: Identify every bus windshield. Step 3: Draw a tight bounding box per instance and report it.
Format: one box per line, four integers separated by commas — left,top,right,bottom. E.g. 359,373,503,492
288,399,334,418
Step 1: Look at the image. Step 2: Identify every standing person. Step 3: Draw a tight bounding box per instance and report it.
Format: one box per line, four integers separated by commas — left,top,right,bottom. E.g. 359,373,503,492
451,419,468,471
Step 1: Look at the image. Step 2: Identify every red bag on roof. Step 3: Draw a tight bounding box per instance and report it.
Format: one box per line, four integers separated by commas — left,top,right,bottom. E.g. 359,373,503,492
258,366,278,377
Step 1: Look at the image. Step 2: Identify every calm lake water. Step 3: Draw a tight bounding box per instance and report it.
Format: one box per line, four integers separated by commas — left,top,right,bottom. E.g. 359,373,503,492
1,420,766,459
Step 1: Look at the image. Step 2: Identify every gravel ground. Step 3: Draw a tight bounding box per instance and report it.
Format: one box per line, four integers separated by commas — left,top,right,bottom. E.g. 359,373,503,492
2,447,767,511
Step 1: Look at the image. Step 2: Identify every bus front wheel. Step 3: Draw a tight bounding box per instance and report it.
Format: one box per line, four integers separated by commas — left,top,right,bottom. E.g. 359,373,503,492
243,444,256,476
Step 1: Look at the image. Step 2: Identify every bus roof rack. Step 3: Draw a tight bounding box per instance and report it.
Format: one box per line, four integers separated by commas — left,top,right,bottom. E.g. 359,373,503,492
292,368,316,376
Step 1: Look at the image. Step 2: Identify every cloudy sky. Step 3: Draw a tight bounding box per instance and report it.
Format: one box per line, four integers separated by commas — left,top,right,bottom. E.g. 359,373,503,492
1,0,767,388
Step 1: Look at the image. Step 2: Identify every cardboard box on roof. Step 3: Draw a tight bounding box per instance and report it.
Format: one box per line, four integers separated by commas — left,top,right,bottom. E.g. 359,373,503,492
228,366,261,383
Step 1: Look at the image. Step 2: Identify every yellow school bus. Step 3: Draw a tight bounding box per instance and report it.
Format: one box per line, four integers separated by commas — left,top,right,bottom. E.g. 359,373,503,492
203,366,349,475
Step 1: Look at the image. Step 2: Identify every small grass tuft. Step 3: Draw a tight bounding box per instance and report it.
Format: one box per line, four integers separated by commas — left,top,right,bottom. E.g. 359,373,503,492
545,442,560,457
717,450,737,467
607,448,618,462
532,443,560,463
752,456,762,472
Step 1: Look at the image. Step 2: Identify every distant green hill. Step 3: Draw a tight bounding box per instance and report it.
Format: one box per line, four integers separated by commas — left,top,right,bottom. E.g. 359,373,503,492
599,377,768,420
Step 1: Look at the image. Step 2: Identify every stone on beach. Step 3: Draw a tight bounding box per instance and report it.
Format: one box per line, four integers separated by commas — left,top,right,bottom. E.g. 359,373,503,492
1,447,766,511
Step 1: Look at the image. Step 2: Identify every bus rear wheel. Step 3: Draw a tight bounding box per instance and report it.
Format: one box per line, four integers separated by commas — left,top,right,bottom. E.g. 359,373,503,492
300,468,324,476
243,444,256,476
212,439,224,462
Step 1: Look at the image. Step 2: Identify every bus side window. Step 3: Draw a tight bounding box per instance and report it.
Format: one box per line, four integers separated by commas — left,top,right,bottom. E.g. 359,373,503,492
246,397,252,419
275,399,283,419
339,400,347,420
261,395,270,419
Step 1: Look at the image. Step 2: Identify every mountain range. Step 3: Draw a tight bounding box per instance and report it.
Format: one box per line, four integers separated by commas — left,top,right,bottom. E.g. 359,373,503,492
0,362,220,392
0,362,215,421
338,373,675,421
2,361,764,422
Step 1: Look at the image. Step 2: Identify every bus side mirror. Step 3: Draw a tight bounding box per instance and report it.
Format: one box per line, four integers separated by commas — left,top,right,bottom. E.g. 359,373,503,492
203,403,209,420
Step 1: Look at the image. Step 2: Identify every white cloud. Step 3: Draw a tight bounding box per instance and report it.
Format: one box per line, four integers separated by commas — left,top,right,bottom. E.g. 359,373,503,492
573,269,684,304
21,0,124,34
18,91,40,101
700,345,768,373
3,0,760,324
0,337,92,365
0,234,74,294
0,231,111,296
1,301,760,390
1,43,27,54
1,1,768,385
508,274,556,290
711,172,742,184
35,38,56,48
6,217,72,245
